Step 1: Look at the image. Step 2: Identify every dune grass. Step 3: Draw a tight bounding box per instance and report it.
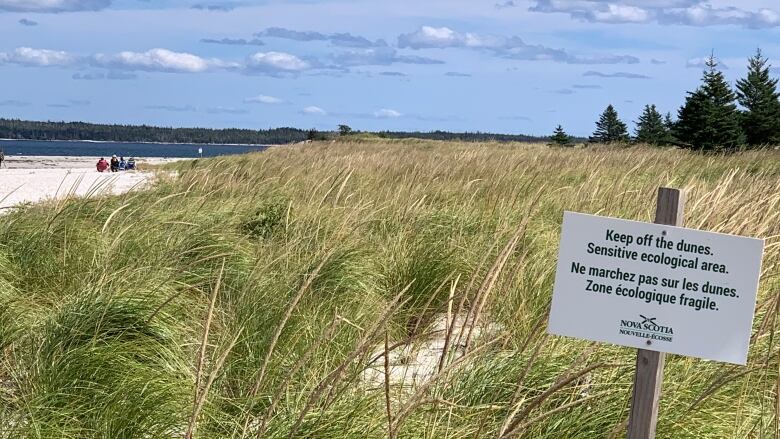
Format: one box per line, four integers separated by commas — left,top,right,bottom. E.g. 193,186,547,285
0,139,779,438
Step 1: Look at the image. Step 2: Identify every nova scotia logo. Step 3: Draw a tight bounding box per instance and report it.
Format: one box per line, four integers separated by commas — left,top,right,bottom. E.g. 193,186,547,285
619,315,674,342
640,315,656,326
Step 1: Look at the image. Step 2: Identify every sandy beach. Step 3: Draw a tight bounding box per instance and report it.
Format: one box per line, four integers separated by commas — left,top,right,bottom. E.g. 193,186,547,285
0,156,186,210
3,155,184,170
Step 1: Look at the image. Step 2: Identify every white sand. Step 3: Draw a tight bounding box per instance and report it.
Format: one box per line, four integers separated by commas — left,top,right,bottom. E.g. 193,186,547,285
4,155,185,169
0,156,188,211
363,314,502,391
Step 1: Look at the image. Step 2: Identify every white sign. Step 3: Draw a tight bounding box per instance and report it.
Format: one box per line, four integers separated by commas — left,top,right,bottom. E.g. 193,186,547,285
548,212,764,365
198,147,203,155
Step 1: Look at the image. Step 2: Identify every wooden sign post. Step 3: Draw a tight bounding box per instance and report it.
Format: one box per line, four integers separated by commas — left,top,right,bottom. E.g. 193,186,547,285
627,187,685,439
548,187,765,439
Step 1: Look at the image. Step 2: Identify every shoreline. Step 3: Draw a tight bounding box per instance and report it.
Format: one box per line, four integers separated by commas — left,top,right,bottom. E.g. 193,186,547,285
0,155,188,211
0,167,158,210
4,155,190,170
0,138,274,147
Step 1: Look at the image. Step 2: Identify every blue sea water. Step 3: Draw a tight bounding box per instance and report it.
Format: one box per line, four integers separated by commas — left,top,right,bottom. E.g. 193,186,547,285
0,139,268,158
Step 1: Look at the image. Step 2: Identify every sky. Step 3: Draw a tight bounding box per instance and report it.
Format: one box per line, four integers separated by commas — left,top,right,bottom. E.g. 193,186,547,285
1,0,780,136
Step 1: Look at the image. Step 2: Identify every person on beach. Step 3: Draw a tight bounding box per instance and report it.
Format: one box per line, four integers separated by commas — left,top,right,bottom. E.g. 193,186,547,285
119,157,127,171
110,155,120,172
96,157,109,172
127,157,136,170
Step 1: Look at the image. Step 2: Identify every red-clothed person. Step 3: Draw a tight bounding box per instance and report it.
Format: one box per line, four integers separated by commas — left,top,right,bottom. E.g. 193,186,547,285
96,158,109,172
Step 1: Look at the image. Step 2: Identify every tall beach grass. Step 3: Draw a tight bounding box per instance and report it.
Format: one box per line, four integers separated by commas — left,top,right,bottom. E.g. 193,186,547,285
0,140,778,438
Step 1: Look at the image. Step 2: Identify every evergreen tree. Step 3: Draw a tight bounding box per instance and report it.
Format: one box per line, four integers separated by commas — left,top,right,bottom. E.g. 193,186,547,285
664,113,675,132
675,89,709,148
736,48,780,146
675,56,743,150
663,112,678,145
590,104,629,143
549,125,572,146
634,104,669,145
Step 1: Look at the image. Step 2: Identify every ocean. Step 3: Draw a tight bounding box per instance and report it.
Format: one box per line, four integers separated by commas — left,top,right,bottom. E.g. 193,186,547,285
0,139,269,158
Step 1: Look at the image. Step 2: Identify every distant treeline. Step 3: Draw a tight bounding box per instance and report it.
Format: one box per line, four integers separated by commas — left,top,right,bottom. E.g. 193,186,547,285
0,119,309,145
0,118,564,146
372,130,585,143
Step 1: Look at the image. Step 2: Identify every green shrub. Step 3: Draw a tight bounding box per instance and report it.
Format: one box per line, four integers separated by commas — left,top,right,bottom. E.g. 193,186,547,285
241,198,288,239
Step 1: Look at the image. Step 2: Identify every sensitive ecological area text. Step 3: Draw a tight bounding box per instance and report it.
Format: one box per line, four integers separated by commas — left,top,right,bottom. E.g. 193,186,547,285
548,212,764,365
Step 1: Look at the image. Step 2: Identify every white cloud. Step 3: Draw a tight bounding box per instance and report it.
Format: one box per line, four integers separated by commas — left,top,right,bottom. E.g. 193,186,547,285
303,106,327,115
0,47,231,74
256,27,387,48
246,51,310,73
0,0,111,12
73,71,137,80
332,47,443,67
245,94,284,104
660,4,780,28
583,70,650,79
757,8,780,26
191,3,237,12
398,26,507,50
685,57,728,69
495,1,518,9
0,46,304,76
397,26,637,64
399,26,462,49
201,38,265,47
0,47,76,66
591,4,650,22
374,108,402,118
530,0,780,28
93,48,214,73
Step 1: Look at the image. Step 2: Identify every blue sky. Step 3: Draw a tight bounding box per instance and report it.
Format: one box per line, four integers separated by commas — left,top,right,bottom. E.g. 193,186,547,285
1,0,780,136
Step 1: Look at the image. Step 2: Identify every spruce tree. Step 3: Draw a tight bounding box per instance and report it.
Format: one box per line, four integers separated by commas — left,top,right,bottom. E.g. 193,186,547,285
663,112,678,145
675,56,743,150
590,104,629,144
675,89,709,148
634,104,669,145
736,48,780,146
549,124,572,146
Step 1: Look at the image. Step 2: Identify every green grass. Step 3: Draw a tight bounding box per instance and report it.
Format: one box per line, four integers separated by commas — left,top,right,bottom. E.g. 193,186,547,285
0,140,779,438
